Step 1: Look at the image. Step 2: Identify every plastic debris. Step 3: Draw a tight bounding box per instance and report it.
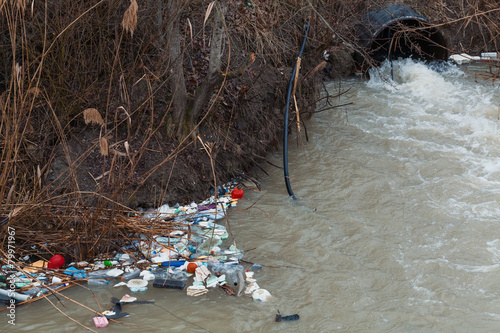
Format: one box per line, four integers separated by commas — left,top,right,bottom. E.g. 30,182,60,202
186,262,198,274
205,276,218,288
93,316,109,327
63,267,86,279
481,52,498,60
122,268,140,280
0,288,31,302
47,255,65,269
275,312,300,322
231,188,244,199
152,279,186,289
23,260,47,273
449,53,498,64
87,278,109,286
187,285,208,297
0,179,272,319
51,276,62,284
252,289,271,302
244,282,260,295
102,296,154,320
126,279,148,292
139,270,156,281
120,294,137,303
195,266,211,282
245,271,256,283
106,268,124,277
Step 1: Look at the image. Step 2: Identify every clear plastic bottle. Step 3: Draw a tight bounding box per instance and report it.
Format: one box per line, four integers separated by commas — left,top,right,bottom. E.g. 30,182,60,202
88,270,110,279
122,268,140,280
87,278,109,285
222,264,245,287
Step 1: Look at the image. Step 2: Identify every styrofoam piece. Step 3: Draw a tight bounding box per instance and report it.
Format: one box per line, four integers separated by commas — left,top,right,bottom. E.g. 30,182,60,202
187,285,208,296
106,268,124,277
206,276,218,288
245,282,260,295
449,53,480,64
126,279,148,290
252,288,271,302
195,266,211,281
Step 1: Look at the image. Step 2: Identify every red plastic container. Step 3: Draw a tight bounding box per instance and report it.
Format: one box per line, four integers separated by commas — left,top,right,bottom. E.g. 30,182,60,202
231,188,244,199
47,254,65,269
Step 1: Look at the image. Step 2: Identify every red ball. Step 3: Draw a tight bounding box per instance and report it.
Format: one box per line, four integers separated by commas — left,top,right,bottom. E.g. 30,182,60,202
186,262,198,274
231,188,244,199
47,254,65,269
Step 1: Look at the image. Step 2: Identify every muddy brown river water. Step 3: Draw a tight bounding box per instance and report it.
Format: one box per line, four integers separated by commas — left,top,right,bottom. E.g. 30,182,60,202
7,59,500,332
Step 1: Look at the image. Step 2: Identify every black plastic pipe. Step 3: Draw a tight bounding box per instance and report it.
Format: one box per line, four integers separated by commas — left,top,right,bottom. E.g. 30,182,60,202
283,21,310,199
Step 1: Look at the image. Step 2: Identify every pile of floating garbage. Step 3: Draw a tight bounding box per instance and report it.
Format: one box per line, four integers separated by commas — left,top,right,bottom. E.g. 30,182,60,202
1,180,272,327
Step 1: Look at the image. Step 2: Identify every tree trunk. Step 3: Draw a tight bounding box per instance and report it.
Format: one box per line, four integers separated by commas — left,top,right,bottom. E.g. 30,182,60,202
187,0,227,134
164,0,187,139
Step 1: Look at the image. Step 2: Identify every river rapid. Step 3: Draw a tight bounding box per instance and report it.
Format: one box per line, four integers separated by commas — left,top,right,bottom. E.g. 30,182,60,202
10,59,500,332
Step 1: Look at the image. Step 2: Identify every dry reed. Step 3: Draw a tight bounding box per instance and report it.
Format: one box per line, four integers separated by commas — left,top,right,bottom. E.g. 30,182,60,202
83,108,104,126
122,0,138,36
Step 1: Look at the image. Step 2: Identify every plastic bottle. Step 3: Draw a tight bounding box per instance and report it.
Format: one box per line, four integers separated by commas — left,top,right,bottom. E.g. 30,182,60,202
24,287,48,296
87,278,109,285
222,264,245,287
122,268,140,280
207,262,223,274
88,270,110,279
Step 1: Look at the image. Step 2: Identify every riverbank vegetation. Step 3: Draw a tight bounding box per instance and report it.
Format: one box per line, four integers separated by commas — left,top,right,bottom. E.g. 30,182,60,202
0,0,499,262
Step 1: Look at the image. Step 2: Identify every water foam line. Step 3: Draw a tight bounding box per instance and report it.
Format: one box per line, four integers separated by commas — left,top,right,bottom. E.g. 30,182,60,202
283,21,310,200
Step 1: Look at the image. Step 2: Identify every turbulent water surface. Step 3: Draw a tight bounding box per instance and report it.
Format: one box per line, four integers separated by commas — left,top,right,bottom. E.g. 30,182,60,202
9,59,500,332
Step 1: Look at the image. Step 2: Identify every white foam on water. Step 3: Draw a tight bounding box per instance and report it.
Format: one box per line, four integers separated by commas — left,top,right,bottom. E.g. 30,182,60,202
453,263,500,273
363,59,500,206
327,59,500,322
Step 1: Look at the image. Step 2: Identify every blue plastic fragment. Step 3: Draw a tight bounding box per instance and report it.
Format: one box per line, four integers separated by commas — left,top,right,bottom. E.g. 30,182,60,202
63,266,87,279
157,260,186,267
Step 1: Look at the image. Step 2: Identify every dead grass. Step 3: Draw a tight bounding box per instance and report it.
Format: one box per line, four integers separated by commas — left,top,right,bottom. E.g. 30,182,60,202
122,0,138,36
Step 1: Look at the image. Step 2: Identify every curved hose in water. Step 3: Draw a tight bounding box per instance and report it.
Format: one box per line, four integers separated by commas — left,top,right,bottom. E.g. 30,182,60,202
283,21,310,200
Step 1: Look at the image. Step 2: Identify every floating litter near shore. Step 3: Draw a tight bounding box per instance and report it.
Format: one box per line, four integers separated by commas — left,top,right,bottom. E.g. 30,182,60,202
245,282,260,295
127,279,148,292
93,316,109,328
106,268,124,277
120,294,137,303
1,178,270,328
187,285,208,296
252,289,272,302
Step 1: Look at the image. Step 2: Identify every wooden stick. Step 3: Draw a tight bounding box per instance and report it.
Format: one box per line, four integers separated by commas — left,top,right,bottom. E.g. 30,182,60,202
293,95,301,133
